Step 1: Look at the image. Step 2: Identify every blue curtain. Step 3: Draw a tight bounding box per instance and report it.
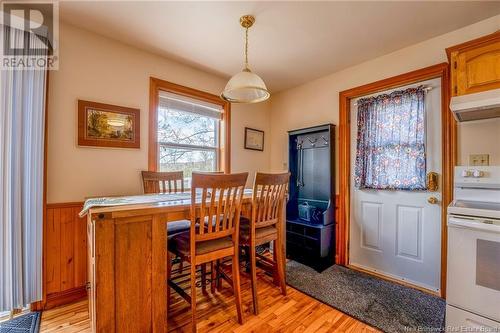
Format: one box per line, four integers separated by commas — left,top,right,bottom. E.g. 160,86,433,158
354,86,426,190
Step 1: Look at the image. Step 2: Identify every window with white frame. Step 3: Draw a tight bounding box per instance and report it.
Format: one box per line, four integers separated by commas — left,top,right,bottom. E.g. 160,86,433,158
156,91,223,184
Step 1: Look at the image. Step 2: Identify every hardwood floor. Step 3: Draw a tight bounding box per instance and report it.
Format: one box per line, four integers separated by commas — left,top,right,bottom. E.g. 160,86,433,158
40,267,378,332
40,301,90,333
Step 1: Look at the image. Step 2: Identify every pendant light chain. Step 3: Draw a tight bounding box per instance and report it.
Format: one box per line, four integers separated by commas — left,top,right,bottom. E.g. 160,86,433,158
244,26,249,71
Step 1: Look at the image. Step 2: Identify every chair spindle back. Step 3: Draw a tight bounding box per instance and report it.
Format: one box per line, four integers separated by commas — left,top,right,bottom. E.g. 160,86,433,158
190,172,248,242
141,171,184,194
252,172,290,229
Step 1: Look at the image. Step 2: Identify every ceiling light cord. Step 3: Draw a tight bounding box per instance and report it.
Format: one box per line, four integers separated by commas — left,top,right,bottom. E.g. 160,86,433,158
244,26,250,71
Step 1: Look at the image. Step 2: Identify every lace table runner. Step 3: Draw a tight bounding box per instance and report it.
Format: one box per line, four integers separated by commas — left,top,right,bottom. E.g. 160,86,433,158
79,189,253,217
79,192,191,217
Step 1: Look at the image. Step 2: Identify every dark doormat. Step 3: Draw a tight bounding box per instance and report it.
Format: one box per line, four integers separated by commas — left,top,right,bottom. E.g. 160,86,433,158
286,261,445,333
0,312,41,333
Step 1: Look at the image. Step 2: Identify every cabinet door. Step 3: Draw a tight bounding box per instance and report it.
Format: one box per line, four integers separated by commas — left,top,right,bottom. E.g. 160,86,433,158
452,41,500,96
87,218,96,332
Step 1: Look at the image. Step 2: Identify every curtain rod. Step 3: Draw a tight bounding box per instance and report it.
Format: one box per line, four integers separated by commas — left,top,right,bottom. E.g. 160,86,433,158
352,85,434,107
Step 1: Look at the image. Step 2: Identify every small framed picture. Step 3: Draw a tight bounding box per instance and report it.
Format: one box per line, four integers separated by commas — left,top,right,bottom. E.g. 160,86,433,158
244,127,264,151
78,100,140,149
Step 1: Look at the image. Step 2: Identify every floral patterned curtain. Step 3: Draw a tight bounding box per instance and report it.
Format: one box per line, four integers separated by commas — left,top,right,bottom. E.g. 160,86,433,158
354,86,426,190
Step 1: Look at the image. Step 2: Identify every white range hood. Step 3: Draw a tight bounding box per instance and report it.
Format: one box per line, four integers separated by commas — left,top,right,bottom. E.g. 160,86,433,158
450,88,500,122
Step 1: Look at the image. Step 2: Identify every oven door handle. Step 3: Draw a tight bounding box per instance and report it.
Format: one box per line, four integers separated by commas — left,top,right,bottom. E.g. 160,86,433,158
448,216,500,233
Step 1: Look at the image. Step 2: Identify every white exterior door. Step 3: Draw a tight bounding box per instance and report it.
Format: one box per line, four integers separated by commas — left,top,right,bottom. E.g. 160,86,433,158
349,78,442,292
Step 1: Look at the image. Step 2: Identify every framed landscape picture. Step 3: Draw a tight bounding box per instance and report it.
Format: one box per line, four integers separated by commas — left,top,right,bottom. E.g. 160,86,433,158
78,100,140,149
244,127,264,151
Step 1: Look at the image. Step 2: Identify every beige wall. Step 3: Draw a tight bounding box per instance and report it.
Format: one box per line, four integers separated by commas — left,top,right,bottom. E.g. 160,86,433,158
268,15,500,191
47,23,270,203
458,118,500,166
49,16,500,203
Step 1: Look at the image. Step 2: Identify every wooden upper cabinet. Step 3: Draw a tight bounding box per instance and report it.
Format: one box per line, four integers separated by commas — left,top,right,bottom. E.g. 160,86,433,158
447,31,500,97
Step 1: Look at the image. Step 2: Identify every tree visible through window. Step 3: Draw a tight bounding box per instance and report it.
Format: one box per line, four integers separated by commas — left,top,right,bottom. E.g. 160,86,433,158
157,91,222,185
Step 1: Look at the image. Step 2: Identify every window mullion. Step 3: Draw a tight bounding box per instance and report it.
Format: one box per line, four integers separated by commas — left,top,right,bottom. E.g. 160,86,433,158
158,142,217,151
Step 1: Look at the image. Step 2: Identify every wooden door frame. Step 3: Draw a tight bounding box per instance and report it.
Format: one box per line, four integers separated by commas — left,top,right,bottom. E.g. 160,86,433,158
337,63,455,298
31,70,50,311
148,77,231,173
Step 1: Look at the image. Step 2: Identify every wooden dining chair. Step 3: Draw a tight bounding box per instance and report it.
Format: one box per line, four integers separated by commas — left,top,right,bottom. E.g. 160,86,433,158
141,170,185,194
167,172,248,332
142,171,190,234
142,170,191,273
239,172,289,315
142,171,191,233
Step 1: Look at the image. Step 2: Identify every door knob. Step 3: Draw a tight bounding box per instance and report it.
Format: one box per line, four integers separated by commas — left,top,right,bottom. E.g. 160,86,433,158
428,197,439,204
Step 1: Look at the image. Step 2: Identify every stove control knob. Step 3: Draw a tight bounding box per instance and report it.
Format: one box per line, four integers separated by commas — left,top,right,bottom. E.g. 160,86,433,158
461,170,472,177
472,170,484,178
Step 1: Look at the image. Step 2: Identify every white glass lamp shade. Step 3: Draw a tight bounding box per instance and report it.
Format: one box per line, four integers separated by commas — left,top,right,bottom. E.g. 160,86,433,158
221,69,270,103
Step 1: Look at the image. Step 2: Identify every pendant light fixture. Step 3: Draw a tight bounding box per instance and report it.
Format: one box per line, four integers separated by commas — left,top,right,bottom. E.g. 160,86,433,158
221,15,270,104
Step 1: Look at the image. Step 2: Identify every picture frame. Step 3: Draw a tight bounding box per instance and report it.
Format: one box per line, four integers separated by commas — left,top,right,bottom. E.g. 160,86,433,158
78,100,140,149
244,127,264,151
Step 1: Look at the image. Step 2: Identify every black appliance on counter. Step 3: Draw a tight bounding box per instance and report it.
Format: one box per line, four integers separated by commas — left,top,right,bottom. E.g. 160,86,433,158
286,124,335,271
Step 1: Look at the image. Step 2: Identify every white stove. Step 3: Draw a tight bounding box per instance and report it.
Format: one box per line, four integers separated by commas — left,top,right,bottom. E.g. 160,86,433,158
446,166,500,331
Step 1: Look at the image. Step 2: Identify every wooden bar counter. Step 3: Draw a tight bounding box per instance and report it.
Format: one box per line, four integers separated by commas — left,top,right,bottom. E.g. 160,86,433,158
84,191,283,332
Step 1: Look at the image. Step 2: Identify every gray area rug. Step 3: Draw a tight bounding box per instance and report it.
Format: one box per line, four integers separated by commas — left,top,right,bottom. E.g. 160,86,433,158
0,312,40,333
286,261,445,333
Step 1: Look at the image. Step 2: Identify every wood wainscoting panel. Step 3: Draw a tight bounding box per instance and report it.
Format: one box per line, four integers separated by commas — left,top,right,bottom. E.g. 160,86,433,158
45,207,60,294
44,202,87,309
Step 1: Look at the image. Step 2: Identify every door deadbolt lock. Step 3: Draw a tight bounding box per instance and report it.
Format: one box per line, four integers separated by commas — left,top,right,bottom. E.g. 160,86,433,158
427,172,439,192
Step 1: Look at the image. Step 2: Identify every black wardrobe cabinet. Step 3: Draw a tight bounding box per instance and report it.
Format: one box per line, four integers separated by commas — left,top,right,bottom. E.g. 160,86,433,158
286,124,335,272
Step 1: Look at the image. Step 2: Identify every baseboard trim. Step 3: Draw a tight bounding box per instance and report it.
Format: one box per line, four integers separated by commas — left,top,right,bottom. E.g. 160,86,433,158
44,286,87,310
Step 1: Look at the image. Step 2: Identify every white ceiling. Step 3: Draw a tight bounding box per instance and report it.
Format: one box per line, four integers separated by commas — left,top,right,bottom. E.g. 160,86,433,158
60,1,500,92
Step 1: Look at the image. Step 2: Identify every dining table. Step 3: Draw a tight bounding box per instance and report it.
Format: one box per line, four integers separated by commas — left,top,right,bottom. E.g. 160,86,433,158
80,189,286,333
